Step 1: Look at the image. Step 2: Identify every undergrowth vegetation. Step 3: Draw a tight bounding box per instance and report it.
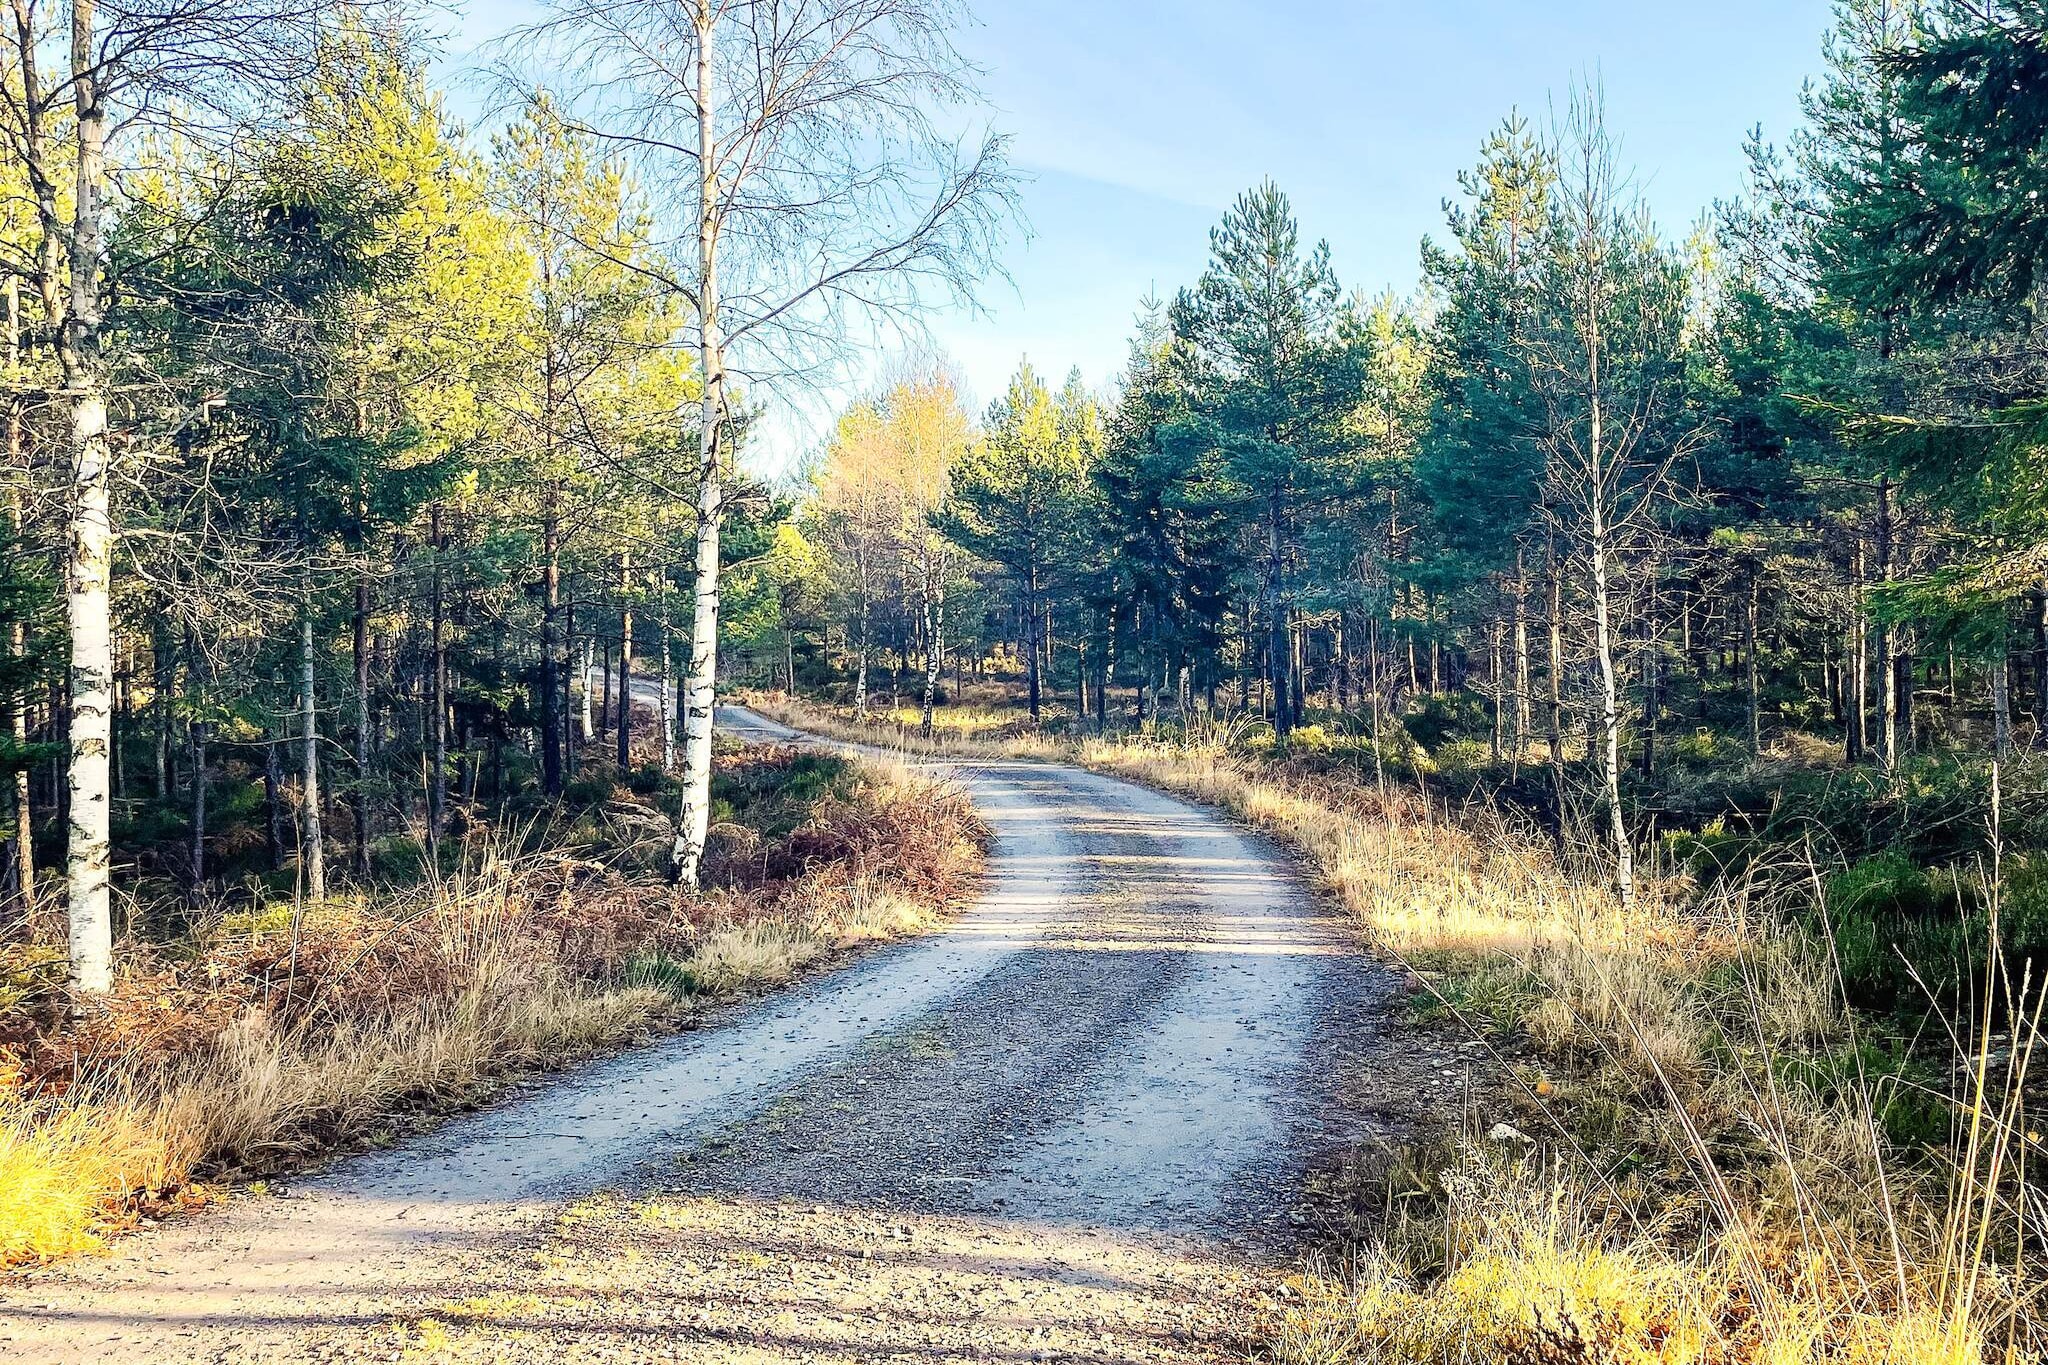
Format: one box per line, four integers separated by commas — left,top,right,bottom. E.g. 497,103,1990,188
0,743,983,1267
755,692,2042,1363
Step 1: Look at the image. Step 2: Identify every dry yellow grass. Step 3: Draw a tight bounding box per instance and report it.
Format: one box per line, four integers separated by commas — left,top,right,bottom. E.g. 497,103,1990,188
0,962,675,1264
0,752,978,1269
759,695,2037,1363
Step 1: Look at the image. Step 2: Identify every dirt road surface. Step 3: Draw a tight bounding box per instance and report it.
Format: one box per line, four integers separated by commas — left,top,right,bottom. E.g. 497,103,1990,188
0,707,1407,1364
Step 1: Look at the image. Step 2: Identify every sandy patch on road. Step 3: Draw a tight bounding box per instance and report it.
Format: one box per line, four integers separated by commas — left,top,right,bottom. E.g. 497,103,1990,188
367,1192,1276,1364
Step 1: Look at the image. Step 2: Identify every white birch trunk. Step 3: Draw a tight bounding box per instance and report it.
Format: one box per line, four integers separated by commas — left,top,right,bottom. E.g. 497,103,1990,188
1513,552,1531,756
64,387,113,992
56,0,115,992
5,281,31,915
920,551,942,738
580,638,595,741
1586,393,1634,907
854,571,871,719
660,580,675,770
671,1,723,888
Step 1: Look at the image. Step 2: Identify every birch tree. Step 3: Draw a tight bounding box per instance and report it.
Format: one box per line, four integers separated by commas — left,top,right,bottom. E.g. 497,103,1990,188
0,0,354,993
510,0,1013,889
1525,93,1692,906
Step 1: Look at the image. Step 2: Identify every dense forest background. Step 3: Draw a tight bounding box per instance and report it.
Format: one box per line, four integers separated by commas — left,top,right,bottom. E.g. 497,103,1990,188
789,0,2048,920
2,0,2045,1014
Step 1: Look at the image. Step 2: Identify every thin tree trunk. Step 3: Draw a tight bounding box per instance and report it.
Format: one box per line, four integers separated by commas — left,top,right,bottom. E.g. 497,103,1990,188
1993,650,2013,759
853,578,871,720
152,627,171,799
2033,581,2048,748
579,636,595,742
5,392,29,914
1025,567,1042,722
1333,611,1350,713
1851,544,1869,761
617,554,634,769
1291,614,1306,722
1369,615,1387,799
352,572,372,879
1265,495,1291,739
1588,493,1634,905
1490,618,1504,763
300,610,326,902
1744,571,1762,753
1896,634,1915,758
920,549,942,739
263,731,287,873
429,504,447,853
1639,634,1658,779
661,578,676,770
186,673,206,908
1098,616,1113,727
1513,549,1531,757
539,512,564,795
1547,544,1565,779
1876,477,1897,768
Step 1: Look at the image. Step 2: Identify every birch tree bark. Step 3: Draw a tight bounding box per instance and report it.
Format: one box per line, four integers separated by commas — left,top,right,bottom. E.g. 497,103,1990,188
579,636,595,742
1513,550,1531,756
659,576,675,769
670,0,723,889
920,546,943,738
59,2,115,992
5,380,29,914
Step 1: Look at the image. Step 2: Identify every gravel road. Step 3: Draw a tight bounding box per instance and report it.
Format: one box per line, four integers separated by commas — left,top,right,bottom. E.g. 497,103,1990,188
0,707,1406,1364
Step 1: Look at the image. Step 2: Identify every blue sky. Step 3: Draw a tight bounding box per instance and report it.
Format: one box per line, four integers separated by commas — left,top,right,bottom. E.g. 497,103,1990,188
448,0,1838,464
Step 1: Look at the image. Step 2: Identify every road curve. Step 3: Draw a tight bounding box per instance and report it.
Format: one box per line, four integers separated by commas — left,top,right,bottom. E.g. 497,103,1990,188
0,707,1393,1364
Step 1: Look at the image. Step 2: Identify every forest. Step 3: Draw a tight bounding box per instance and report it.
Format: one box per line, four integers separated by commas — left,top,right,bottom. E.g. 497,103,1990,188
3,0,2048,1361
794,6,2048,915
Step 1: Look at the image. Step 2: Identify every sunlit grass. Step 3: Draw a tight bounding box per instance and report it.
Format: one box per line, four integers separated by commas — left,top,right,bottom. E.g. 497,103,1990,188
0,753,980,1268
759,692,2043,1362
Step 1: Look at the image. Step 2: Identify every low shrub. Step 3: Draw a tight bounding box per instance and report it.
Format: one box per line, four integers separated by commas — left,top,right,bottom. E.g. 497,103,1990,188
1402,693,1490,750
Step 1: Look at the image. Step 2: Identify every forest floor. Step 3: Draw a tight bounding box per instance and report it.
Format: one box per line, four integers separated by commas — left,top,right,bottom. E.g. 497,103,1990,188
0,707,1438,1364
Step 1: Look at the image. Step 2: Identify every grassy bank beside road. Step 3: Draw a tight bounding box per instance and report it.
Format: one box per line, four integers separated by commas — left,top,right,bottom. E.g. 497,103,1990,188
0,743,984,1268
753,692,2034,1364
